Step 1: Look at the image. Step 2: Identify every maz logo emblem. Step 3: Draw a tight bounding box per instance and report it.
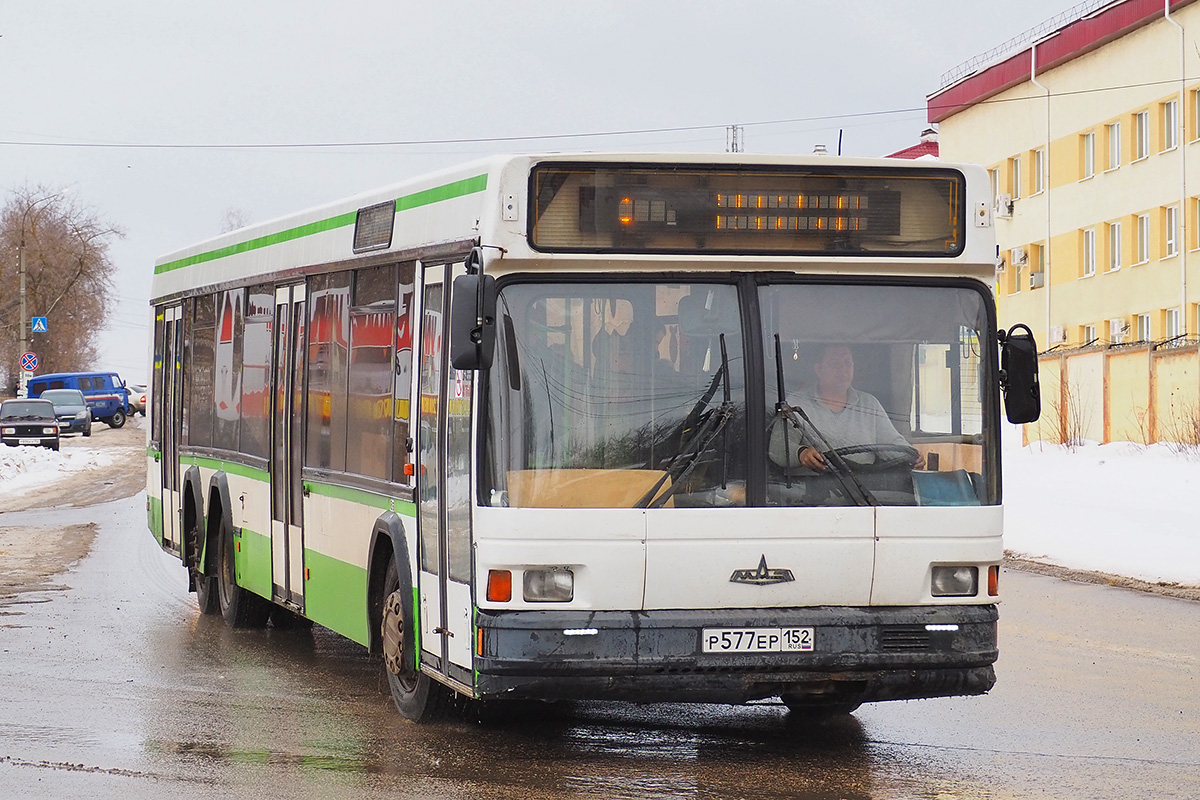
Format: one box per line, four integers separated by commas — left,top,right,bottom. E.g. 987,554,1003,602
729,555,795,585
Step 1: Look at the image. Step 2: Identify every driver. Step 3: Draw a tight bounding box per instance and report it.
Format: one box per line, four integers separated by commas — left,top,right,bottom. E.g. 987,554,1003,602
769,344,925,471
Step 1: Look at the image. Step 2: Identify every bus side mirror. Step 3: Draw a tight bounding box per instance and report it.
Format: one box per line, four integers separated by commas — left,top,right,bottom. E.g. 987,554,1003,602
999,324,1041,424
450,273,497,371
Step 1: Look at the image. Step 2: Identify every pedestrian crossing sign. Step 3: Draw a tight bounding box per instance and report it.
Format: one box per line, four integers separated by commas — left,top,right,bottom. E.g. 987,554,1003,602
31,317,48,333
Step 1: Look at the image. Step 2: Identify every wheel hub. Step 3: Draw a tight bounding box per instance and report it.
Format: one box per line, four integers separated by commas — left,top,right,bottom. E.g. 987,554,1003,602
381,589,406,676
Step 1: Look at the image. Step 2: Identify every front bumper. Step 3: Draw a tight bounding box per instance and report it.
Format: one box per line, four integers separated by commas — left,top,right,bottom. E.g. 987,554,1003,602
475,605,998,704
57,417,88,434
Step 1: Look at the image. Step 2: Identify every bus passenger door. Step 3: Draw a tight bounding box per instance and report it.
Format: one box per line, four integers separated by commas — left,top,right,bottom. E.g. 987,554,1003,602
271,284,307,609
416,262,475,688
160,304,184,554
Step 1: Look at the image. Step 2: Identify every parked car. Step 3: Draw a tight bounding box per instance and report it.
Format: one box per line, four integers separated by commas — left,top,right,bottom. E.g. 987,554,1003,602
127,383,147,416
0,398,61,451
38,388,92,437
25,371,131,428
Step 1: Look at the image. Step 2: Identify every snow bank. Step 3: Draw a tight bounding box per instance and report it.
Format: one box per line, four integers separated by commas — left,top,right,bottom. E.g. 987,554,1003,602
0,445,117,499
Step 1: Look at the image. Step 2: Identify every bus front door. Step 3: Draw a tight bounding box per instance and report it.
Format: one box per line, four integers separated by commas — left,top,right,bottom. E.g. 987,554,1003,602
416,262,474,689
270,284,307,609
160,304,183,555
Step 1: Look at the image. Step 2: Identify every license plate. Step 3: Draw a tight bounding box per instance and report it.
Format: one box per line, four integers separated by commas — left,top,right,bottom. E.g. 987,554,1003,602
701,627,814,653
18,438,41,445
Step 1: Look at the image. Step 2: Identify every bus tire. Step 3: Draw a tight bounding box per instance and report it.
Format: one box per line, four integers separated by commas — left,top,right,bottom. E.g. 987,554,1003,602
188,512,218,615
107,409,126,429
381,558,453,722
216,512,270,628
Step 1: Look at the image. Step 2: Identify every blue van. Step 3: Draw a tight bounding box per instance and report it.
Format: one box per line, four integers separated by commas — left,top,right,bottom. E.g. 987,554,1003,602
26,372,132,428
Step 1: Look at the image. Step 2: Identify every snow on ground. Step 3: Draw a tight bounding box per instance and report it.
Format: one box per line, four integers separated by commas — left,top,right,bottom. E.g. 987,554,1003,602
0,429,1196,587
0,444,117,500
1002,426,1200,587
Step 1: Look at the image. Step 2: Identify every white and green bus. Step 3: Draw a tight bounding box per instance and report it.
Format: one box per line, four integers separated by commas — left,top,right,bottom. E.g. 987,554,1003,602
147,154,1040,721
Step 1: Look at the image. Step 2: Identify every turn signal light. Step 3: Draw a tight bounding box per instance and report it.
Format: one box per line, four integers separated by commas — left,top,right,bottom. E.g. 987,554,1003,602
988,565,1000,597
487,570,512,602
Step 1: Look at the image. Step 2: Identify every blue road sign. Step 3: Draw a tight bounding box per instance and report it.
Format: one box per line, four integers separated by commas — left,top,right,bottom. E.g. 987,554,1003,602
31,316,48,333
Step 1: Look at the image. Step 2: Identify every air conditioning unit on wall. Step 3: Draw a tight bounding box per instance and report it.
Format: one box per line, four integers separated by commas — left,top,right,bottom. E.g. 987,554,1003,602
1029,271,1045,289
1048,325,1067,344
1011,246,1028,265
994,193,1013,218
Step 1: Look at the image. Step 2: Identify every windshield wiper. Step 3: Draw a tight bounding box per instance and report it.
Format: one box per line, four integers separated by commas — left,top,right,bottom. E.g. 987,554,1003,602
773,334,877,507
637,334,734,509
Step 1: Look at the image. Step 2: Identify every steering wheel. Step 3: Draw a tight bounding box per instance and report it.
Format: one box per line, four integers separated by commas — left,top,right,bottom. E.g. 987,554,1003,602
825,443,920,473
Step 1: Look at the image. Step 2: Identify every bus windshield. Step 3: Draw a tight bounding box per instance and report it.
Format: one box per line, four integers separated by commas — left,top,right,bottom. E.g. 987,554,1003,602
484,281,747,509
483,279,995,509
760,282,994,508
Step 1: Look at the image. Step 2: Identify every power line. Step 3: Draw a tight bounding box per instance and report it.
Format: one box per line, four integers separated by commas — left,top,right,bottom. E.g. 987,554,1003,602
0,76,1196,153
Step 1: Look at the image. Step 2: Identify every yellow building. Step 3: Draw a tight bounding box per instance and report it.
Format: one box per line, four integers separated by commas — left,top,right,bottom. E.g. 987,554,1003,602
929,0,1200,443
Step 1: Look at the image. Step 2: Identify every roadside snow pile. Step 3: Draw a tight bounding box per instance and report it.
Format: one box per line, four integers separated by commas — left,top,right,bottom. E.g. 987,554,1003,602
0,445,116,499
1003,437,1200,587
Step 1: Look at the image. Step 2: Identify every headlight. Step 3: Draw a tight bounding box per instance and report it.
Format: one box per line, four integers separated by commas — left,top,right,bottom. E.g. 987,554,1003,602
75,410,88,420
931,566,978,597
42,427,58,435
523,568,574,602
1,427,14,435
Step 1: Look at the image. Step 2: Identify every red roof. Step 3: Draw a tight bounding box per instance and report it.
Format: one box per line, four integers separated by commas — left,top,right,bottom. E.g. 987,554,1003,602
886,140,939,159
929,0,1199,123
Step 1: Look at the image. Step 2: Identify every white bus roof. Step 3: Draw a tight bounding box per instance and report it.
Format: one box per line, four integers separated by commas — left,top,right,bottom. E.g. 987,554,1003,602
152,153,994,302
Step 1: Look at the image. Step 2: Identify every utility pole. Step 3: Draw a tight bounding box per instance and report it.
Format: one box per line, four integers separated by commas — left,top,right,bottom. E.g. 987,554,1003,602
18,240,27,396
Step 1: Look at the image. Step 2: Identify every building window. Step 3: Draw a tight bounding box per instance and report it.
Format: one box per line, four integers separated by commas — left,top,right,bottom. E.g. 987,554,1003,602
1107,121,1122,169
1082,228,1096,277
1010,156,1022,199
1033,148,1045,193
1193,88,1200,142
1136,313,1152,343
1082,324,1097,345
1082,132,1095,179
1164,307,1181,340
1165,205,1179,257
1110,317,1128,344
1107,221,1122,271
1164,99,1179,150
989,168,999,207
1137,213,1150,263
1135,111,1150,160
1008,248,1023,294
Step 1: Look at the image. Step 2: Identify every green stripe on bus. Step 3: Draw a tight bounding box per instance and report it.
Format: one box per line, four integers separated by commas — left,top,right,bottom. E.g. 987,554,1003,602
154,173,489,275
148,495,164,545
304,480,417,516
304,549,370,646
235,527,273,599
186,455,269,483
395,174,488,212
155,212,357,275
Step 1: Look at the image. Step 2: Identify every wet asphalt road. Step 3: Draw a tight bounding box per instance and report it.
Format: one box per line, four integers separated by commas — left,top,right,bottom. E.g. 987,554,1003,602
1,493,1198,799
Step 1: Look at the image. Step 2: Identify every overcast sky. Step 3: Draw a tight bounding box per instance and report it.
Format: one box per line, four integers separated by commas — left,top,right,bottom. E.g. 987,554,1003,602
2,1,1061,383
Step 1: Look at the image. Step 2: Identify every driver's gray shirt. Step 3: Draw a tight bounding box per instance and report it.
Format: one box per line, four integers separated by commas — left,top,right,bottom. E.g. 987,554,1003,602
769,386,909,468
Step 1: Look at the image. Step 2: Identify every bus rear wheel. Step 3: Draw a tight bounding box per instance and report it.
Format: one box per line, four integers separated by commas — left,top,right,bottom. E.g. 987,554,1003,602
188,514,218,615
381,559,453,722
216,512,270,628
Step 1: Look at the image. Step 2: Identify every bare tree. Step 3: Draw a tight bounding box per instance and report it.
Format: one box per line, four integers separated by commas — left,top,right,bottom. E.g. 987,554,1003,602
0,185,124,392
221,208,252,233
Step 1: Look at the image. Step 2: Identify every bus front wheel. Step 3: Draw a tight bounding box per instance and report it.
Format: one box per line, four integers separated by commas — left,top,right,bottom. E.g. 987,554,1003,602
381,559,453,722
216,512,270,628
